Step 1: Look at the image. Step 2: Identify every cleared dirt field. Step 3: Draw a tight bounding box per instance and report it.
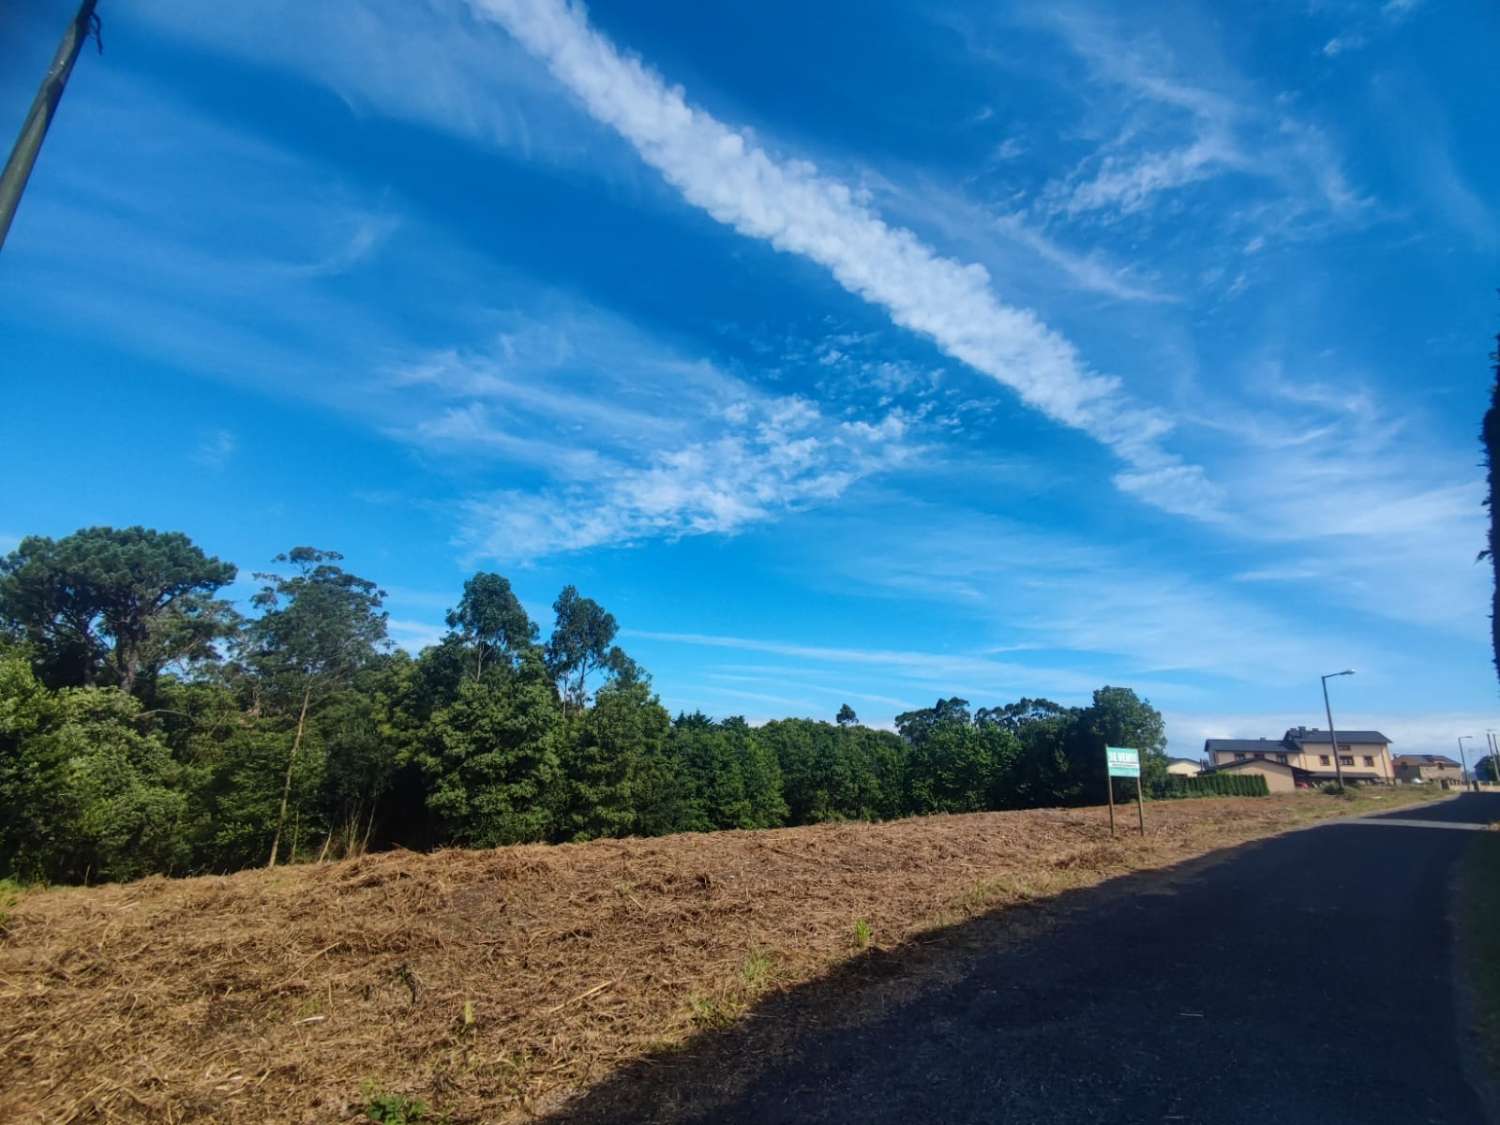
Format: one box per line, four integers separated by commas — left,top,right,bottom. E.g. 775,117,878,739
0,789,1443,1123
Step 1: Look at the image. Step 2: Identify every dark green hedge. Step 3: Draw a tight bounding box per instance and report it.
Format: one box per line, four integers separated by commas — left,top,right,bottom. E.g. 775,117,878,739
1151,773,1269,799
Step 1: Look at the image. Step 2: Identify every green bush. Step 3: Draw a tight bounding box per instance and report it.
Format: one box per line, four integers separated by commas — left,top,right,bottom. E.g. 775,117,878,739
1151,773,1269,799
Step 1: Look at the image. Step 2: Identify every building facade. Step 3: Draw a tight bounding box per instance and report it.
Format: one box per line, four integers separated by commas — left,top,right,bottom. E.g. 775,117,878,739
1391,754,1464,785
1203,728,1393,786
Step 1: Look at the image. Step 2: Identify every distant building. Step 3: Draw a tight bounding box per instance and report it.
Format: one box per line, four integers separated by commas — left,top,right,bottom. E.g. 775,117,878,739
1391,754,1463,785
1202,727,1393,787
1212,756,1298,793
1165,757,1202,777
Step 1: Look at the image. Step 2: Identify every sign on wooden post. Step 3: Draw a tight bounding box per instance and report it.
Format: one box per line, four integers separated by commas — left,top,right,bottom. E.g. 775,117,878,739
1105,746,1145,836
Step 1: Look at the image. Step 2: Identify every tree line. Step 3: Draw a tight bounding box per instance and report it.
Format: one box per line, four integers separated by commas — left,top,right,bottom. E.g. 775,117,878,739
0,526,1169,885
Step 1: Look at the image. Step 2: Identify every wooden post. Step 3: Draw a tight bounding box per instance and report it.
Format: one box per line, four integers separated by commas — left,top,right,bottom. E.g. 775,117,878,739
1136,772,1146,835
1107,773,1117,836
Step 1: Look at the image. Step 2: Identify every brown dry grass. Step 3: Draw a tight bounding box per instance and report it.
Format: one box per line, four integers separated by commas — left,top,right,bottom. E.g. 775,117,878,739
0,788,1443,1123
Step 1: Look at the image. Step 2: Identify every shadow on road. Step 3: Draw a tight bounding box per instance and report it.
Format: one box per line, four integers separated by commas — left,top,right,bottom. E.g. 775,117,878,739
535,837,1269,1124
540,796,1499,1125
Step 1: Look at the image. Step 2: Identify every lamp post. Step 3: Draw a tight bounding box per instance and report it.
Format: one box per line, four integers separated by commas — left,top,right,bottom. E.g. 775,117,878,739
1458,736,1474,791
1321,670,1354,790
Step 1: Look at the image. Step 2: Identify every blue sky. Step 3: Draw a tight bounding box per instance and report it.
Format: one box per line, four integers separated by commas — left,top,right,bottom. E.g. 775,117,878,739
3,0,1496,757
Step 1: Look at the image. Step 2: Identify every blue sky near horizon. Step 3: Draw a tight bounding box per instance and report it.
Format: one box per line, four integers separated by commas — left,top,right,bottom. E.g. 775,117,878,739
2,0,1496,757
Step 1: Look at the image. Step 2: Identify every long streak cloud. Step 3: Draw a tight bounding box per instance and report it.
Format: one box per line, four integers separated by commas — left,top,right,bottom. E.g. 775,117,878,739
469,0,1222,519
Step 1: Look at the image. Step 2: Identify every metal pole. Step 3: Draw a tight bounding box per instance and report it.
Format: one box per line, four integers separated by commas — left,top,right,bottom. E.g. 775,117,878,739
1458,736,1473,791
1487,731,1499,788
0,0,100,253
1135,772,1146,835
1322,674,1346,790
1106,769,1116,836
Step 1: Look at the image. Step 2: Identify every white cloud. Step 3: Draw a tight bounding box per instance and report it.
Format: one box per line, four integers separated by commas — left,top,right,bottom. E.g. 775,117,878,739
1031,5,1366,225
468,0,1218,520
456,397,917,560
192,429,238,470
627,628,1142,700
1321,34,1365,58
1382,0,1424,22
1189,363,1489,635
387,617,449,652
118,0,611,170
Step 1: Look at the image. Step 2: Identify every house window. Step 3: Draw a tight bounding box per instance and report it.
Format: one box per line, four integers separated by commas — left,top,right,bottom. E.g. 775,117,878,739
1277,754,1288,764
1235,752,1247,761
1254,752,1264,759
1363,756,1374,767
1320,755,1330,766
1339,755,1355,767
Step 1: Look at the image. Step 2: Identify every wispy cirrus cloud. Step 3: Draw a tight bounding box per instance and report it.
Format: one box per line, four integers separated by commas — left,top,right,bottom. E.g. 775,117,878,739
1027,4,1366,227
626,628,1153,702
119,0,614,171
467,0,1220,521
191,429,238,470
456,398,917,561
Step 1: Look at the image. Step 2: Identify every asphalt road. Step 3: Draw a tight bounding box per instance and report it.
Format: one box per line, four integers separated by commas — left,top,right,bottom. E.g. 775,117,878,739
655,793,1500,1125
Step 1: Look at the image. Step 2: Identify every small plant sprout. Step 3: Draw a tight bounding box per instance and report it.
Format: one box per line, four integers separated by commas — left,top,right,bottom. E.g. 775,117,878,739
853,918,873,949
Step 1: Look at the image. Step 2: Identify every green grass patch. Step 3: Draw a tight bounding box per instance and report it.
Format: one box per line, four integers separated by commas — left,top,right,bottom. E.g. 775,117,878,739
362,1085,436,1125
740,948,775,992
1462,832,1500,1077
852,918,873,950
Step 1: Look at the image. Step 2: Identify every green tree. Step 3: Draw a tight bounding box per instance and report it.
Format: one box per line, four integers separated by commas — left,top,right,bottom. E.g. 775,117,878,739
446,572,537,680
314,662,406,858
755,718,893,824
725,718,788,829
555,679,671,841
1000,700,1083,808
414,651,561,847
904,720,993,814
0,657,189,883
0,526,237,695
244,548,388,866
544,586,621,711
895,697,971,746
1081,686,1168,799
671,715,750,831
836,703,859,727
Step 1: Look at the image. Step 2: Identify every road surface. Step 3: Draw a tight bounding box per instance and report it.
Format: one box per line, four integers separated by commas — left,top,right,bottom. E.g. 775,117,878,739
557,793,1500,1124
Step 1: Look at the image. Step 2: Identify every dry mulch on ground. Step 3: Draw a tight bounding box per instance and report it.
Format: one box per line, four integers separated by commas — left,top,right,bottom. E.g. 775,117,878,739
0,791,1431,1122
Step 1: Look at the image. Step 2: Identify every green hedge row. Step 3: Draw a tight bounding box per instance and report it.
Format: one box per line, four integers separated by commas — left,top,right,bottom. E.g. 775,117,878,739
1151,773,1269,799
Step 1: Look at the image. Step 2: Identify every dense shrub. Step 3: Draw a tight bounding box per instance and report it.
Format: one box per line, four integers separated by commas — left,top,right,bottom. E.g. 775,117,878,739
1152,773,1270,799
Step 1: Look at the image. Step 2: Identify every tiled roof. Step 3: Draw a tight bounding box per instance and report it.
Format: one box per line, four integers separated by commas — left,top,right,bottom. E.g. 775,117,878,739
1203,738,1286,753
1285,728,1390,745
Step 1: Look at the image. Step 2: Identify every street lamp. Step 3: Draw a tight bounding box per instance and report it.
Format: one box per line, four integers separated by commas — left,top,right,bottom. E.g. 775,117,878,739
1321,670,1354,790
1459,735,1474,790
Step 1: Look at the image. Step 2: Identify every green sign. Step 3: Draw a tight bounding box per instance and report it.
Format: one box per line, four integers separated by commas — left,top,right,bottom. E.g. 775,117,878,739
1106,746,1140,778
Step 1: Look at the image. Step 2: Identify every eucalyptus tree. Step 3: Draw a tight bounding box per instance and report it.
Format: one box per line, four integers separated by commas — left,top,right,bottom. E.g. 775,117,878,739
544,585,634,711
244,548,388,866
445,572,537,680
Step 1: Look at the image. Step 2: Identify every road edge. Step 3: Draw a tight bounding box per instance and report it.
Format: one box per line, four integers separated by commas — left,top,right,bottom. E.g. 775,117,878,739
1451,833,1500,1125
